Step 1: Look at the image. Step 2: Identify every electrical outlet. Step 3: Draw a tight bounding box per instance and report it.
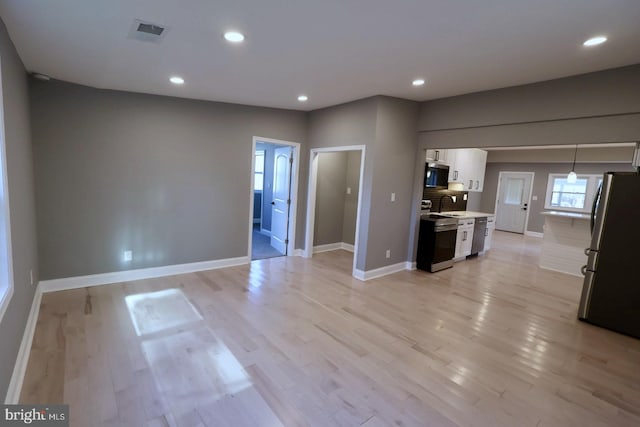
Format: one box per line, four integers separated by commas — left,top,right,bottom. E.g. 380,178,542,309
346,187,351,195
532,195,538,201
123,250,133,262
385,249,391,259
391,192,396,202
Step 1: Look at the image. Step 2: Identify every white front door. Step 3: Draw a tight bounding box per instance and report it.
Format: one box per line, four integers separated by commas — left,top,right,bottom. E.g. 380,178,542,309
270,147,293,254
495,172,533,233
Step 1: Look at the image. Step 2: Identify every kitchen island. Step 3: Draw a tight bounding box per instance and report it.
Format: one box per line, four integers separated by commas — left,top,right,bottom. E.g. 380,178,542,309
539,210,591,277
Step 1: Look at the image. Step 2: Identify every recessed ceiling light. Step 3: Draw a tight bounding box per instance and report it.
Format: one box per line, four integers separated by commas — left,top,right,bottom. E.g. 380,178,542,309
412,79,425,86
297,95,308,102
224,31,245,43
583,36,607,47
169,76,184,85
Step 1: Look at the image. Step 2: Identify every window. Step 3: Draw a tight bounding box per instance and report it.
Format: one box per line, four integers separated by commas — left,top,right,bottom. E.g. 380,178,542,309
0,61,14,323
504,178,525,205
545,174,602,213
254,150,265,191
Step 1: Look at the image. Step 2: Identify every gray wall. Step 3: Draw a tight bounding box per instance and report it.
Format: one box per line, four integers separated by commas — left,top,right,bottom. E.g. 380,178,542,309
314,152,348,246
307,96,419,271
0,18,38,399
366,97,419,270
342,151,361,245
30,80,307,279
478,162,636,233
417,64,640,148
313,150,361,247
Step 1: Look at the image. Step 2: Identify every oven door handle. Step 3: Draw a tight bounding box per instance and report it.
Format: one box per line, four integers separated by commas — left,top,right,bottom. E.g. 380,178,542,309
434,224,458,232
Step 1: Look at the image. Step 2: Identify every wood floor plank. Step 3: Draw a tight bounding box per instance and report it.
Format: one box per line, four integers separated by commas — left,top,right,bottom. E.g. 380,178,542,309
19,231,640,426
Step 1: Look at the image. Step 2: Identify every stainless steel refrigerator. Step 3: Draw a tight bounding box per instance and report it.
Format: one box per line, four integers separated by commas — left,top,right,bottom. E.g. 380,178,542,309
578,172,640,338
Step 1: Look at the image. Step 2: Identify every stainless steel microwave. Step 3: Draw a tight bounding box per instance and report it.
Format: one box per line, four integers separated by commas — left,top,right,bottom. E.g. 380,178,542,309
425,163,449,188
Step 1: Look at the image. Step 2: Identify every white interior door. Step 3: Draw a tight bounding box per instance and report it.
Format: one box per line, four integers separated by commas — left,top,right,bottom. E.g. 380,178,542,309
270,147,293,254
495,172,533,233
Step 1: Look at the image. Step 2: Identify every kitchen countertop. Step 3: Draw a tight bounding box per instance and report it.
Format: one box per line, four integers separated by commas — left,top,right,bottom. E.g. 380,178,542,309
541,210,590,220
437,210,496,219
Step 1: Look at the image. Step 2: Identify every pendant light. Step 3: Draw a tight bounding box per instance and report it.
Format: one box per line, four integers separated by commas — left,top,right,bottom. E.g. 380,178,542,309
567,144,578,184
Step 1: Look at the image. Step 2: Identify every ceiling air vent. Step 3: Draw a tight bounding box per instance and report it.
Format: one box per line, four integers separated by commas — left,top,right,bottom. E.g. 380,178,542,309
128,19,169,43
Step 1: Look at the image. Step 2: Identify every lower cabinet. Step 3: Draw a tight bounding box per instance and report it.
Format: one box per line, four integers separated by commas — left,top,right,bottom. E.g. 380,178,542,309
454,219,475,261
484,216,496,252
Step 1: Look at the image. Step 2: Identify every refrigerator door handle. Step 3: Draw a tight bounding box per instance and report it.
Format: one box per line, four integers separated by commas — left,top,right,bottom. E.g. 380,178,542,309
590,183,602,234
589,175,612,252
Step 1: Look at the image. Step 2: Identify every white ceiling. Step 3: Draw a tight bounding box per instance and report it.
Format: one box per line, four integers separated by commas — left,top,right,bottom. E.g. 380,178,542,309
1,0,639,111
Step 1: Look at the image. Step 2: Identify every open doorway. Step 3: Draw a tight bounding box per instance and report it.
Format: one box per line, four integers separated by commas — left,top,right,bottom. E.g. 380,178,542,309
305,145,366,278
249,137,300,261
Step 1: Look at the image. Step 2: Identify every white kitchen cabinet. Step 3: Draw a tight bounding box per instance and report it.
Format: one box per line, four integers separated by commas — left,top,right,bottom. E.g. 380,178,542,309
425,149,448,164
483,216,496,252
447,149,466,184
454,218,475,261
447,149,487,192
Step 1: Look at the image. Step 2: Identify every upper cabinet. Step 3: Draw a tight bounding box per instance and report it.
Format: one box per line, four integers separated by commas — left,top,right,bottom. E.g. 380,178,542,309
425,149,448,164
447,148,487,192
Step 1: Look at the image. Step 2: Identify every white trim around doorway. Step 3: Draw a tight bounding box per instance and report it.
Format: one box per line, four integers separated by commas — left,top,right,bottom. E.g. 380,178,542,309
249,136,301,259
304,145,366,279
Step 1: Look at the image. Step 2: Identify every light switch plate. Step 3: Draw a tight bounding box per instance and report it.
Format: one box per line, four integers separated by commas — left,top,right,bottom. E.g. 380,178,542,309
346,187,351,195
391,192,396,202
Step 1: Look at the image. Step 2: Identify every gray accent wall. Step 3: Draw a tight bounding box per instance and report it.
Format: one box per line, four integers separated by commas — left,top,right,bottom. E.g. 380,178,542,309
30,80,306,279
0,18,38,399
478,162,636,233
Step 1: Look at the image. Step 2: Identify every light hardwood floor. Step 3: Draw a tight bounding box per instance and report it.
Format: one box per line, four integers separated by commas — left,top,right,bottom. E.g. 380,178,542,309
20,231,640,426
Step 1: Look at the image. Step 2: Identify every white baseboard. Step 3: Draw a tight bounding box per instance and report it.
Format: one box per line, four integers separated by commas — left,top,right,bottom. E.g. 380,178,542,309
341,243,354,253
5,285,43,404
313,242,355,254
525,231,544,238
253,218,260,224
259,228,271,237
293,249,304,257
313,243,343,253
39,256,250,293
405,261,416,271
353,262,408,281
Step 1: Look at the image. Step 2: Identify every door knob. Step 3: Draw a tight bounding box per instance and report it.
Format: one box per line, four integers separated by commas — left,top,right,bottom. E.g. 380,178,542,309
271,201,275,205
